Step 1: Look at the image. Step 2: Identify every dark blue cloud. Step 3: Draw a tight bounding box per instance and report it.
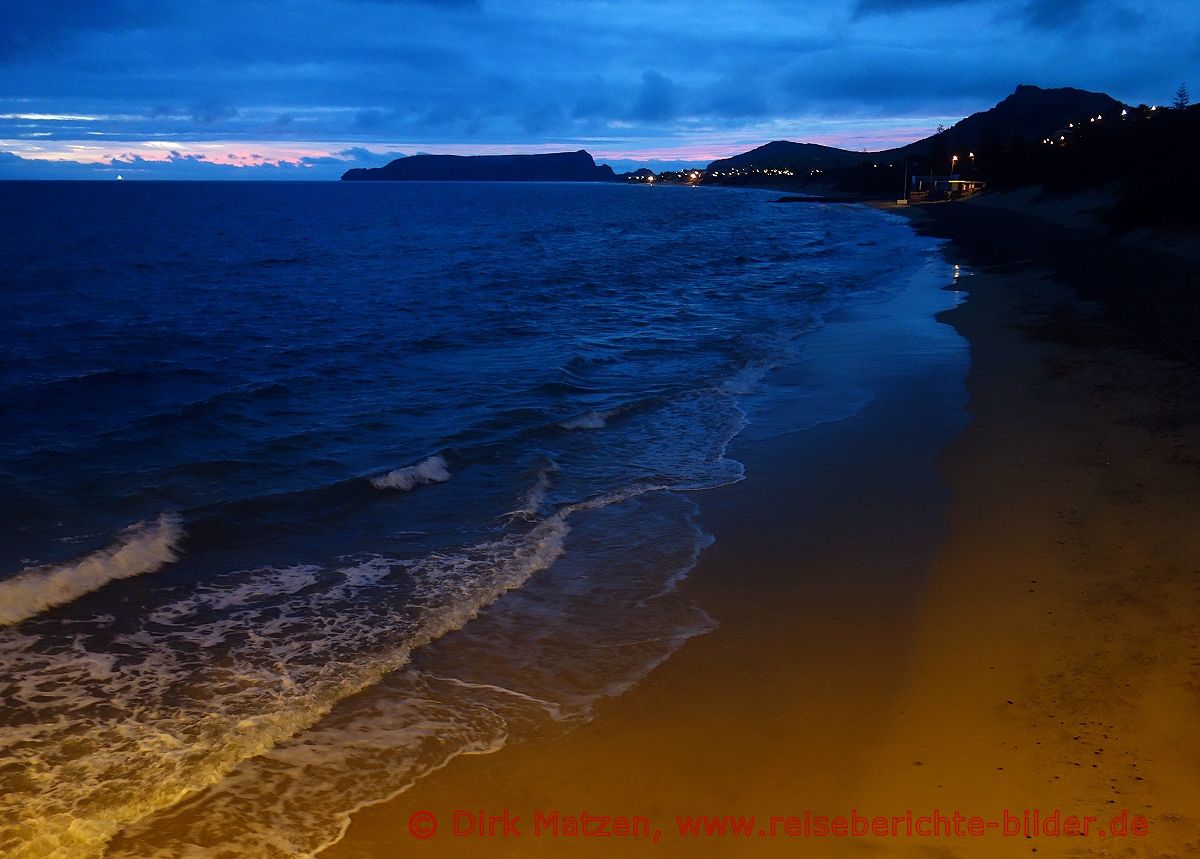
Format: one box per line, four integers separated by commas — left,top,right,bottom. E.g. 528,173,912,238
352,0,480,6
631,71,679,122
702,75,771,119
354,109,392,129
854,0,1154,32
852,0,976,18
192,104,239,125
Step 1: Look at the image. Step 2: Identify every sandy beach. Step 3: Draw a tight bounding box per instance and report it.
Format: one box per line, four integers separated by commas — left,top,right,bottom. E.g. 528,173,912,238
324,202,1200,858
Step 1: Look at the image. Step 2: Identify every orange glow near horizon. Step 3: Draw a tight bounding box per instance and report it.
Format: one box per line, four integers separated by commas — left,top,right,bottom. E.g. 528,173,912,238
1,116,964,172
1,139,344,166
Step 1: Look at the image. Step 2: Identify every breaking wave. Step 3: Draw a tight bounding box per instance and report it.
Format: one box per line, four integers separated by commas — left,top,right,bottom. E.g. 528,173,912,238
0,514,184,627
559,409,612,430
503,460,558,521
104,488,713,859
369,455,451,491
0,484,658,858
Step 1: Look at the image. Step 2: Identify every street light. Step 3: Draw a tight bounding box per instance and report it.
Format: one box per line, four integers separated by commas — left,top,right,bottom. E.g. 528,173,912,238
951,154,959,175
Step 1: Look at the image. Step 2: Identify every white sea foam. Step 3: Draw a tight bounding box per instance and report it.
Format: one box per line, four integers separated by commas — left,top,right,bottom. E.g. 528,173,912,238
503,461,558,521
0,514,184,626
719,359,777,395
103,486,710,859
0,398,741,857
369,455,451,491
147,565,323,625
0,486,671,857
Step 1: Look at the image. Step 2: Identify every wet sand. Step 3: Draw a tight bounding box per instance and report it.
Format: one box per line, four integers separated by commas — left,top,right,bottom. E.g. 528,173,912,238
326,203,1200,857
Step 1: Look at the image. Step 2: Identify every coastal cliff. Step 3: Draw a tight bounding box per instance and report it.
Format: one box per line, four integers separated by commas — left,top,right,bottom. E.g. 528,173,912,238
341,150,616,182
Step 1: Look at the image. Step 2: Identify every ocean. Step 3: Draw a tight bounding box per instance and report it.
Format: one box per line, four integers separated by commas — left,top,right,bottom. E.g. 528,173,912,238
0,180,956,856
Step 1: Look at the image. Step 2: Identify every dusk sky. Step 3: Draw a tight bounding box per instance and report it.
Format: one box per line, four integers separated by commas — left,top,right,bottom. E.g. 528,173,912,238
2,0,1195,179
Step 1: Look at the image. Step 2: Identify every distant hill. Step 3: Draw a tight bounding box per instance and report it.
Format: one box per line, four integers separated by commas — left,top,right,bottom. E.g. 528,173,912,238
705,141,870,174
341,150,616,182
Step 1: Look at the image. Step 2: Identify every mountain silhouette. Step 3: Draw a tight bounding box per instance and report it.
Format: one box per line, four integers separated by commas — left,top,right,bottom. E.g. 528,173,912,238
705,85,1127,172
342,150,616,182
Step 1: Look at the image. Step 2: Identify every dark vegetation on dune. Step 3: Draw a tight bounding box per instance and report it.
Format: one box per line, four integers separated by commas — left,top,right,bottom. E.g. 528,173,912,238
990,103,1200,232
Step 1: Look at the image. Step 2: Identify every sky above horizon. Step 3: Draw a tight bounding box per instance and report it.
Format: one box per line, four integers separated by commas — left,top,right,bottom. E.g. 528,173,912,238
2,0,1196,179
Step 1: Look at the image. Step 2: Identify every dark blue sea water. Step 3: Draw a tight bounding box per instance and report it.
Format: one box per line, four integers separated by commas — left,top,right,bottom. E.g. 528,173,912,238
0,181,952,856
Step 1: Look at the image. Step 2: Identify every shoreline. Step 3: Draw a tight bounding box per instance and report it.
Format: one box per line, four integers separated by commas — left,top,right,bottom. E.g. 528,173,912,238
324,239,973,855
885,197,1200,361
324,199,1200,856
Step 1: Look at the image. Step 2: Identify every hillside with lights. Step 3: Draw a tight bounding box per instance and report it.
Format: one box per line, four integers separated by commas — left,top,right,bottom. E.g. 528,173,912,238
640,85,1200,230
